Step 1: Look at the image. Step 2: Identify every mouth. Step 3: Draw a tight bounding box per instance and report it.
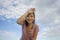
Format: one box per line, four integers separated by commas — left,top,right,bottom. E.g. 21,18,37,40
28,19,32,21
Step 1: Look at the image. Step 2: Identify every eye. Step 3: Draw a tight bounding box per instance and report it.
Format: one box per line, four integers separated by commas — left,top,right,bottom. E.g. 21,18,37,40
29,13,31,14
31,16,33,17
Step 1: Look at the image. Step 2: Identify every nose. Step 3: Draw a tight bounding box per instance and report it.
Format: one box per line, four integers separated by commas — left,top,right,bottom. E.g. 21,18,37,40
29,17,32,19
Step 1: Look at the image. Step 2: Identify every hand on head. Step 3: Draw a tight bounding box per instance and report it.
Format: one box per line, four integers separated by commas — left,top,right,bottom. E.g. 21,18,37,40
30,8,35,11
27,8,35,14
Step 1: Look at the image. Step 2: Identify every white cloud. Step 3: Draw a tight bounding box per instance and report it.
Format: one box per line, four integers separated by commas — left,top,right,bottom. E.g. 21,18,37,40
0,0,60,20
0,30,19,40
29,0,57,8
37,26,60,40
0,0,29,19
54,19,60,24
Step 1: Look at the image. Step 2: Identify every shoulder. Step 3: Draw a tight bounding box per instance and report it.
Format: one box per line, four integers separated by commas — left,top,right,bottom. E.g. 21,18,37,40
34,24,39,32
34,24,39,30
34,24,38,28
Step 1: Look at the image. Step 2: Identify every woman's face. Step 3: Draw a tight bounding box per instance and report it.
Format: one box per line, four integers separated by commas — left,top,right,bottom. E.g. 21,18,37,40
26,13,35,24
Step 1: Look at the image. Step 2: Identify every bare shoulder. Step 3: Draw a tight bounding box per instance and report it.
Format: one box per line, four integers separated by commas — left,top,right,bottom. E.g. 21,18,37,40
35,24,38,26
34,24,39,28
34,24,39,32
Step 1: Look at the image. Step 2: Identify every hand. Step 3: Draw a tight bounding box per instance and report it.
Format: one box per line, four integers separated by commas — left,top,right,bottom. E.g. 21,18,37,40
30,8,35,12
27,8,35,14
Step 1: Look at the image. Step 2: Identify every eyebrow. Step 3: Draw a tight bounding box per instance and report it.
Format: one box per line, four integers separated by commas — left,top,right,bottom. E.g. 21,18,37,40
27,14,34,17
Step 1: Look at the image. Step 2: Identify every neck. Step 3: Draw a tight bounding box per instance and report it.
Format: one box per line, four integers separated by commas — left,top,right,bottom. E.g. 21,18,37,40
28,23,33,26
28,23,33,29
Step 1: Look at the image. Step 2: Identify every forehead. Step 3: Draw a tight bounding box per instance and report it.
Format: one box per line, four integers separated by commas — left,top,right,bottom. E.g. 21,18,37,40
27,13,34,16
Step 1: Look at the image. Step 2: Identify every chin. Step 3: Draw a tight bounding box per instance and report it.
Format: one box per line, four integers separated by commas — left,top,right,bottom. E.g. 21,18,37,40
28,22,32,24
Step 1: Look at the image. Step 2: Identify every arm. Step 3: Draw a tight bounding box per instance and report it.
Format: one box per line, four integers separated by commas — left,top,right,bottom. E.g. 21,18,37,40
32,25,39,40
32,33,38,40
17,12,28,25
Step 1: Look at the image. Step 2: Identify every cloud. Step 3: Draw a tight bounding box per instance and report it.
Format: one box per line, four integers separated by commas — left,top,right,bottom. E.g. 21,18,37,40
37,26,60,40
20,0,33,5
29,0,60,24
30,0,57,8
0,0,29,19
0,0,60,20
0,30,19,40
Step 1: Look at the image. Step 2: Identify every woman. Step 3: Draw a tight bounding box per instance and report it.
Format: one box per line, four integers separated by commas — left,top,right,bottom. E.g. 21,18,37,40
17,8,39,40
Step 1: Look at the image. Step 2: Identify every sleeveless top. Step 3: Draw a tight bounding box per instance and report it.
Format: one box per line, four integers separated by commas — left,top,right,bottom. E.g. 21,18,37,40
20,24,39,40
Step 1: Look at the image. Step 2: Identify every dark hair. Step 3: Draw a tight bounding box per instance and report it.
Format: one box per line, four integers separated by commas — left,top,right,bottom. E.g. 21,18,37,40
24,12,35,27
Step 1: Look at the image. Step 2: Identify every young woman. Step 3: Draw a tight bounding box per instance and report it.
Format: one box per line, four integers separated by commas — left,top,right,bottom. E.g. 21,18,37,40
17,8,39,40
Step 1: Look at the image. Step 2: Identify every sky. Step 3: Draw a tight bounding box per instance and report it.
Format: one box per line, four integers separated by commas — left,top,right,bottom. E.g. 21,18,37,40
0,0,60,40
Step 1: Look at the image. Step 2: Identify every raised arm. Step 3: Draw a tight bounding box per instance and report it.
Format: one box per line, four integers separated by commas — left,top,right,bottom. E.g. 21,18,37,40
17,12,28,25
17,8,35,25
32,25,39,40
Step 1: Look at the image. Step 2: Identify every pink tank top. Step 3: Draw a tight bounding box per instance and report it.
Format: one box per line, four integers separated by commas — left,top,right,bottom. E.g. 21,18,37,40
20,24,39,40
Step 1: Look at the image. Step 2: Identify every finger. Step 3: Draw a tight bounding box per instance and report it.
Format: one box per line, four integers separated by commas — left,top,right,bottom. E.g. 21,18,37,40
32,8,35,11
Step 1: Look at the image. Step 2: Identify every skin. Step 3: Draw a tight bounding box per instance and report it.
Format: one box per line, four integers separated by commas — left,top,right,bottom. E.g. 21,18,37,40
17,8,38,40
26,13,34,24
25,13,35,31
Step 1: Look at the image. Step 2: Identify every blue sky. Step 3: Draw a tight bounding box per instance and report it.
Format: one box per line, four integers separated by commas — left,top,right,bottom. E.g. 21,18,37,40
0,0,60,40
